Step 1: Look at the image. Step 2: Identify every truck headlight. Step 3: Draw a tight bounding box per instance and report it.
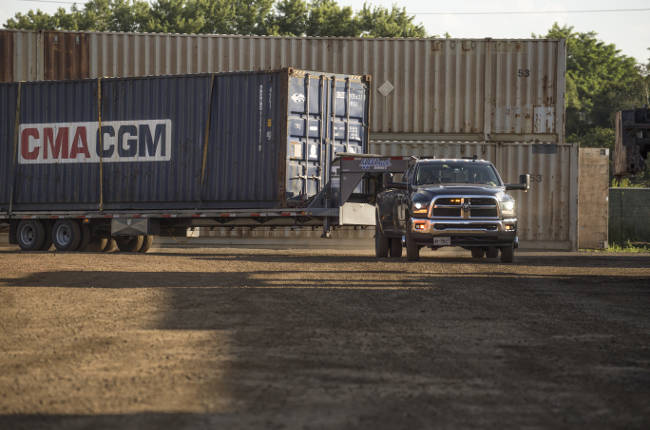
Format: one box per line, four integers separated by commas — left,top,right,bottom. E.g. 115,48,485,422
500,196,516,217
412,201,428,216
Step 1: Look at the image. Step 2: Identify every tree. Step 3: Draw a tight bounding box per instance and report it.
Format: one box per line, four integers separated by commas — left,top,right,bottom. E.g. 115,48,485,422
536,24,646,149
357,3,425,38
305,0,357,37
267,0,309,36
3,0,426,38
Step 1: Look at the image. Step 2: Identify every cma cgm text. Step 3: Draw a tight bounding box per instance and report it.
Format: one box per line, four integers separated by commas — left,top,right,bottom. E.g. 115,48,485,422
18,119,172,164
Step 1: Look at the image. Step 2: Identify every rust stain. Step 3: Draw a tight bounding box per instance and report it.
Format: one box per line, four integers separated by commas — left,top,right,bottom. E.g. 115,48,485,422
0,31,13,82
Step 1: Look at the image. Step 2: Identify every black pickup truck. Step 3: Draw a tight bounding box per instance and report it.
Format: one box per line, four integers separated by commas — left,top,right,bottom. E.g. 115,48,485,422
375,158,529,262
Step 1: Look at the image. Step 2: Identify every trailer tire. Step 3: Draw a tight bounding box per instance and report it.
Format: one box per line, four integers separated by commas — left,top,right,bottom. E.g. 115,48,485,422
406,230,420,261
116,235,144,252
103,238,118,253
16,220,46,251
77,223,92,251
389,238,402,258
52,219,82,251
471,248,485,258
40,221,53,251
500,245,515,263
139,235,154,253
375,224,389,258
486,247,499,258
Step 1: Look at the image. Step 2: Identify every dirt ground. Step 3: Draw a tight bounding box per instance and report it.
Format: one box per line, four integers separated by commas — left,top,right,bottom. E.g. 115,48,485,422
0,242,649,429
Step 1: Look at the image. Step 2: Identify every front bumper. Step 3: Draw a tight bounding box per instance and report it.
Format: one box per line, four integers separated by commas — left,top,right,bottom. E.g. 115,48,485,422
409,217,517,247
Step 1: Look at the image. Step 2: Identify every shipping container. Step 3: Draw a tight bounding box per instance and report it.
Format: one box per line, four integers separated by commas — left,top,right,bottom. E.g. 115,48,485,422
0,30,566,143
0,68,370,213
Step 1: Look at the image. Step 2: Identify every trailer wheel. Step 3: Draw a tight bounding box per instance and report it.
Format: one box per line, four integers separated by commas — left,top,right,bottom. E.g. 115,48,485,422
406,231,420,261
500,245,515,263
77,223,92,251
139,235,154,253
40,221,53,251
52,220,82,251
471,248,485,258
16,220,46,251
389,238,402,258
103,238,118,253
116,235,144,252
375,224,389,258
486,247,499,258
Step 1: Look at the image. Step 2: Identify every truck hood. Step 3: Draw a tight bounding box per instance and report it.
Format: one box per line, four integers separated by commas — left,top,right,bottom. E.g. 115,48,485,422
413,185,504,198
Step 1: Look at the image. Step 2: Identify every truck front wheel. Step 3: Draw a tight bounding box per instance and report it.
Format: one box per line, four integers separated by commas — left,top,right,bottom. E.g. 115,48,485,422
375,224,389,258
500,245,515,263
406,231,420,261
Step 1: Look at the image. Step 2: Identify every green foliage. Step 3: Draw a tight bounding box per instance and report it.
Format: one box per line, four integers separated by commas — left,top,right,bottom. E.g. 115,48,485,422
357,3,426,38
3,0,426,38
305,0,356,37
536,24,647,151
603,240,650,253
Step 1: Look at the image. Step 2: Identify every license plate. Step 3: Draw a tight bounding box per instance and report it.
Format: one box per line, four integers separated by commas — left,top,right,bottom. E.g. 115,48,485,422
433,237,451,246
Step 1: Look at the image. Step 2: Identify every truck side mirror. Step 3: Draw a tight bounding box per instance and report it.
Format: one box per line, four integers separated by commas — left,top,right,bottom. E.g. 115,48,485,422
505,174,530,191
382,172,394,188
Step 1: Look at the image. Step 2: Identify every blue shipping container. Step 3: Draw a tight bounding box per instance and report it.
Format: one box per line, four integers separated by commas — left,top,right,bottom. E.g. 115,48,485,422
0,68,369,213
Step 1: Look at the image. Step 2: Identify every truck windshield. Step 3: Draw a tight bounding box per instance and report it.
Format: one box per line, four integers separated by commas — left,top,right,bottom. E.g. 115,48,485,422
414,162,502,186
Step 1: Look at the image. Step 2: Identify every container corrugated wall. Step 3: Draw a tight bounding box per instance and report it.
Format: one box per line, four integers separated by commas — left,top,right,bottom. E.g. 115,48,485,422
0,30,565,143
369,140,578,250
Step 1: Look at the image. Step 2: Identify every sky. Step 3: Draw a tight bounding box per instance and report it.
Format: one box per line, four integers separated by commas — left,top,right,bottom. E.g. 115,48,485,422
1,0,648,63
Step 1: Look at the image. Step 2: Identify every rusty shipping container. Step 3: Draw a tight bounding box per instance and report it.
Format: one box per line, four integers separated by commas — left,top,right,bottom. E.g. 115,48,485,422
0,68,369,213
0,30,566,143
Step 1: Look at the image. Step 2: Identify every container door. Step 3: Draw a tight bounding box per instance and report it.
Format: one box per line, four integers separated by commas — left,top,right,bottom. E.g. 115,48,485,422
326,76,369,197
286,73,327,202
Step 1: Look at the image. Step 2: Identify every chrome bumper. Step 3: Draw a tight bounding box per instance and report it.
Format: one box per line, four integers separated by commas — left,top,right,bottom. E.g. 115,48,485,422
409,217,517,235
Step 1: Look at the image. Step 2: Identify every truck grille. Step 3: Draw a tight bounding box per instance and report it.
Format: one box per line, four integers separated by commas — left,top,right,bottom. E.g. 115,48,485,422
431,196,498,218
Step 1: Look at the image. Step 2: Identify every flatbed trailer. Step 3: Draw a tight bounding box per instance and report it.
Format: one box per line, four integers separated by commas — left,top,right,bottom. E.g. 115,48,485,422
2,155,412,251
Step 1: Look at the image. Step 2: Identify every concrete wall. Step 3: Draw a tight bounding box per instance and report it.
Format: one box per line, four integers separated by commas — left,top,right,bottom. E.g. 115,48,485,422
578,148,609,249
609,188,650,244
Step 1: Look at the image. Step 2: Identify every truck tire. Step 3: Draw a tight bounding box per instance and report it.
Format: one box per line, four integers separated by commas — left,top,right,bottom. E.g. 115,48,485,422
375,224,389,258
471,248,485,258
406,231,420,261
16,220,46,251
40,221,53,251
500,245,515,263
389,238,402,258
116,235,144,252
139,235,154,253
486,247,499,258
77,223,92,251
52,219,82,251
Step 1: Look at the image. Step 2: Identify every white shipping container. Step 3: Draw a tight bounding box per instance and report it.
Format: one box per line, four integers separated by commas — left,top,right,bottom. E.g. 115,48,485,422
1,30,565,143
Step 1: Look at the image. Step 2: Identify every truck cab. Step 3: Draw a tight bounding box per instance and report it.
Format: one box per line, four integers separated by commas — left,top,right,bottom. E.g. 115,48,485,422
375,158,529,262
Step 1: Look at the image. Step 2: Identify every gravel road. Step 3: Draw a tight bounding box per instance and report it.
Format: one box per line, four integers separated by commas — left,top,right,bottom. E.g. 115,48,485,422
1,245,649,429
